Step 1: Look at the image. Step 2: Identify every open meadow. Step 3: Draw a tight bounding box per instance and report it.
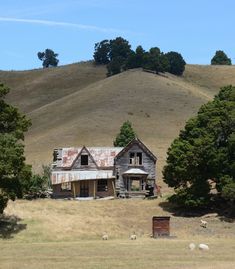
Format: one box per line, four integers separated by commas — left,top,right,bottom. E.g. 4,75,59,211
1,198,235,269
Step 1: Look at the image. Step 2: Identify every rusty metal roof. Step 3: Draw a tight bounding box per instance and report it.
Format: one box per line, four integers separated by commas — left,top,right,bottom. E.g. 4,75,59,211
56,147,123,168
87,147,123,167
51,170,114,185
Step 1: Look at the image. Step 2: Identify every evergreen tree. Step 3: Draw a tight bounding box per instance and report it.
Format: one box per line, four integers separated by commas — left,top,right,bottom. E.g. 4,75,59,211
37,49,59,68
126,46,146,69
165,51,186,75
163,85,235,209
0,83,31,213
143,47,169,73
114,121,136,147
211,50,232,65
93,40,110,64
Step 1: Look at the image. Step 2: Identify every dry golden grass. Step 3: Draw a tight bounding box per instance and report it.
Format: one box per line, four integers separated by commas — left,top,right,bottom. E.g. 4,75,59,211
1,62,235,189
1,199,235,269
1,238,235,269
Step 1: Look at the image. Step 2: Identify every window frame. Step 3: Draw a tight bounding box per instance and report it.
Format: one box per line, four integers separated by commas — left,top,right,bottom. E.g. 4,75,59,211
97,179,108,192
81,154,89,166
61,182,71,191
129,152,143,165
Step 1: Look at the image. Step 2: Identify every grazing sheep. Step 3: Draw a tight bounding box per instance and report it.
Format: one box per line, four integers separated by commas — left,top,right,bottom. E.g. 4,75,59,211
200,219,208,228
198,243,209,251
102,233,108,240
189,243,196,250
130,232,137,240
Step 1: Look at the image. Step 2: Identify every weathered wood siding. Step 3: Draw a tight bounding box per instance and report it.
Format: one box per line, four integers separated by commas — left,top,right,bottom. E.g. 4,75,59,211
52,184,72,198
52,179,114,198
115,143,156,194
72,148,97,170
152,216,170,237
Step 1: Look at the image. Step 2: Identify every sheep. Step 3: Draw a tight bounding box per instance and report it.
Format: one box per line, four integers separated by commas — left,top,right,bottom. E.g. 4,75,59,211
130,232,137,240
198,243,209,251
189,243,196,250
102,232,108,240
200,219,208,228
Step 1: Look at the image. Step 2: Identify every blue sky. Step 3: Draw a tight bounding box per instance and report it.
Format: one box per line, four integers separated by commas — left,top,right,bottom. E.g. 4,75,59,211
0,0,235,70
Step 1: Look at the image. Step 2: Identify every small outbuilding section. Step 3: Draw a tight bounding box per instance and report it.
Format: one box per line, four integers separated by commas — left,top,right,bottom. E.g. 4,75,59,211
152,216,170,237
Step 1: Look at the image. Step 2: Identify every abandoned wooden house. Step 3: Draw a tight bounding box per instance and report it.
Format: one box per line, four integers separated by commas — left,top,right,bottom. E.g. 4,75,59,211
51,138,157,198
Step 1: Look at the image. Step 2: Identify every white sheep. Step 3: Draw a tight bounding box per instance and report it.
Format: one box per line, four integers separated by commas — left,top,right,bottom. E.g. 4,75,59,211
102,233,108,240
198,243,209,251
200,219,208,228
189,243,196,250
130,232,137,240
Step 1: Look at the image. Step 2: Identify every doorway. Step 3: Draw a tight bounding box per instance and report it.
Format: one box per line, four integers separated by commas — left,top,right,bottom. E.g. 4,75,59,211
80,181,89,197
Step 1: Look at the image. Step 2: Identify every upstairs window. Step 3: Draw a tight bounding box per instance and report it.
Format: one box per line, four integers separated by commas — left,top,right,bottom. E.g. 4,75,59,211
81,154,88,165
136,152,142,165
129,152,135,165
129,152,143,165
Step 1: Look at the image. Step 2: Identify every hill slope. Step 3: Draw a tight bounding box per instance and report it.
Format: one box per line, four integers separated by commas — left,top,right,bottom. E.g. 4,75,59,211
1,62,235,186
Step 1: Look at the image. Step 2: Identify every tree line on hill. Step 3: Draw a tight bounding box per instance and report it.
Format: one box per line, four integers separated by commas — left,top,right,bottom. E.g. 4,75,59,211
36,42,232,70
93,37,186,76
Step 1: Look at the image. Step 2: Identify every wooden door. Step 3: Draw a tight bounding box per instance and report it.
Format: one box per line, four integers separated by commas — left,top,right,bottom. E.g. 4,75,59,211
80,181,89,197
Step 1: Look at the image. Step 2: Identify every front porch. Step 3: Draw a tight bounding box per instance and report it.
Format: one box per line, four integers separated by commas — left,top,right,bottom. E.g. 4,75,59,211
121,168,150,198
52,178,116,199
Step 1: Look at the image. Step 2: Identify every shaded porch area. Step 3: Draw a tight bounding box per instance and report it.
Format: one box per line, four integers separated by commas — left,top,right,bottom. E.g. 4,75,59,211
122,168,149,198
51,170,116,198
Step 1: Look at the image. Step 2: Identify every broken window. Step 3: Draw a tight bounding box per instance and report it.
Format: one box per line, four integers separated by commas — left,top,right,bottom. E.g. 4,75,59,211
129,152,135,165
136,152,142,165
61,182,71,191
81,154,88,165
97,179,108,192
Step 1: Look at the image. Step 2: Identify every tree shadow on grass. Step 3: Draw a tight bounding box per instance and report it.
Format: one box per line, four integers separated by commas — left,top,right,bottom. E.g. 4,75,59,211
0,214,27,239
159,200,235,221
159,200,219,217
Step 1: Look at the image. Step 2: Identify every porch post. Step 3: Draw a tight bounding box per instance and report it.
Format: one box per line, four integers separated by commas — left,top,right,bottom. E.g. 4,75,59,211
73,182,76,198
93,180,96,198
112,179,116,198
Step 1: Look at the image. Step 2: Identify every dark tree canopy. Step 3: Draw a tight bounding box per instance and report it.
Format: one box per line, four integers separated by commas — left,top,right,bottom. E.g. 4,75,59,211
165,51,186,76
114,121,136,147
107,56,123,77
93,40,110,65
37,49,59,68
93,37,186,76
163,85,235,209
0,83,32,213
143,47,170,74
94,37,132,75
211,50,232,65
109,37,132,61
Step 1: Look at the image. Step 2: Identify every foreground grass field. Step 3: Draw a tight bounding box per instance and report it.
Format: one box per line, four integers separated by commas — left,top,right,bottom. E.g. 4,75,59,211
1,199,235,268
1,238,235,269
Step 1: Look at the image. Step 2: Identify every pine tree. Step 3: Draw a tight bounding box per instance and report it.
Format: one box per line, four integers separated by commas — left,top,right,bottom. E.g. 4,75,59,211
113,121,136,147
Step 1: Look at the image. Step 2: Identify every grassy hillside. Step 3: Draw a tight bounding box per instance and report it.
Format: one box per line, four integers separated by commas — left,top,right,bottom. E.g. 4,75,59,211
1,62,235,188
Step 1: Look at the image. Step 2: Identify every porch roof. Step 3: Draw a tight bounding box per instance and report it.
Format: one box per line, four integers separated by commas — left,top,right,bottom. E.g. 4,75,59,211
51,170,114,185
123,168,148,176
